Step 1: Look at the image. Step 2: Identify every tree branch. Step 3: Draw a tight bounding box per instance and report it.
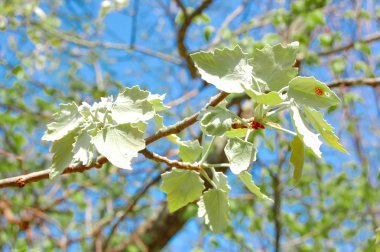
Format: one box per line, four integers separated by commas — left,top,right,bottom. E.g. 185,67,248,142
0,92,228,189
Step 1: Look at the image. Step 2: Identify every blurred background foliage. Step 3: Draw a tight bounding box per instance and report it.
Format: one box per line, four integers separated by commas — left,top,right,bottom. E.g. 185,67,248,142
0,0,379,251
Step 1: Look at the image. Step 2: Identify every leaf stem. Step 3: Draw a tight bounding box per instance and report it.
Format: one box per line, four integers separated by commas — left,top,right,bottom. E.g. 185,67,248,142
202,163,230,168
199,136,216,165
265,123,297,136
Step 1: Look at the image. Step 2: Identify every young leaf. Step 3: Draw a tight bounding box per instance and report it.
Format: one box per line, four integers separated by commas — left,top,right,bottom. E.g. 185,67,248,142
148,93,169,112
198,189,230,233
249,42,299,91
93,124,145,169
290,136,304,183
112,86,156,124
199,107,240,136
224,138,257,174
290,105,322,158
288,76,340,108
242,86,284,105
238,171,273,201
154,114,181,144
42,102,83,141
160,169,205,213
303,106,348,153
49,131,77,179
179,140,203,163
190,46,252,93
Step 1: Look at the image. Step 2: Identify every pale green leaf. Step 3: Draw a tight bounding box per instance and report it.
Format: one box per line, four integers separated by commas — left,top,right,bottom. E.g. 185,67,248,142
198,189,230,233
72,130,94,166
290,105,322,158
242,85,284,105
93,124,145,169
179,140,203,163
290,136,304,183
199,107,240,136
288,76,341,108
212,172,230,193
303,106,348,153
160,169,205,213
190,46,252,93
224,138,257,174
112,86,155,124
50,131,77,179
249,42,299,91
148,93,169,112
42,102,83,141
238,171,273,201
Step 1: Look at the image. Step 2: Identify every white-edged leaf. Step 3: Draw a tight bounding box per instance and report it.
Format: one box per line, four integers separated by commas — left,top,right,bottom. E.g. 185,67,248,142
160,169,205,213
112,86,155,124
49,131,77,179
224,138,257,174
290,105,322,158
198,189,230,233
190,46,252,93
238,171,273,201
179,140,203,163
290,136,304,183
42,102,83,141
93,124,145,169
288,76,340,108
249,42,299,91
72,130,94,166
303,106,348,154
199,107,241,136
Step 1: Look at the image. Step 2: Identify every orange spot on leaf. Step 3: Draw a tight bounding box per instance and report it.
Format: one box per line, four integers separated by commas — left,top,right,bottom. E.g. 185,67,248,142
314,87,324,96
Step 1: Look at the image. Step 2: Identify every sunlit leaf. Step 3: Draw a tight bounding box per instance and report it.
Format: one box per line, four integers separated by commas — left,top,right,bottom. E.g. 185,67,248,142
179,140,203,163
224,138,256,174
93,124,145,169
160,169,205,213
290,105,322,158
290,136,304,183
238,171,273,201
199,107,241,136
190,46,252,93
288,76,340,108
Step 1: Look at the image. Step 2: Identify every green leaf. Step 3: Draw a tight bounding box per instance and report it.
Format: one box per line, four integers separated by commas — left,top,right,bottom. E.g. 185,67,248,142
179,140,203,163
212,172,230,193
303,106,348,154
198,189,230,233
93,124,145,169
148,93,169,112
190,46,252,93
242,85,284,105
238,171,273,201
288,76,341,108
72,130,94,166
249,42,299,91
224,138,257,174
42,102,83,141
112,86,155,124
225,128,248,138
290,136,304,183
154,114,181,143
199,107,240,136
49,131,77,179
160,169,205,213
290,105,322,158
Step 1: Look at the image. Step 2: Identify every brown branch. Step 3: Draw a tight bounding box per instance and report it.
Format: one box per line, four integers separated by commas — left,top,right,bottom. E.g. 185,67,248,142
0,92,228,189
176,0,213,78
327,77,380,88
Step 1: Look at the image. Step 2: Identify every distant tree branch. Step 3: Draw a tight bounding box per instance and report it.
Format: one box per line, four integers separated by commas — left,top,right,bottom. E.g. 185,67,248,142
176,0,214,78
